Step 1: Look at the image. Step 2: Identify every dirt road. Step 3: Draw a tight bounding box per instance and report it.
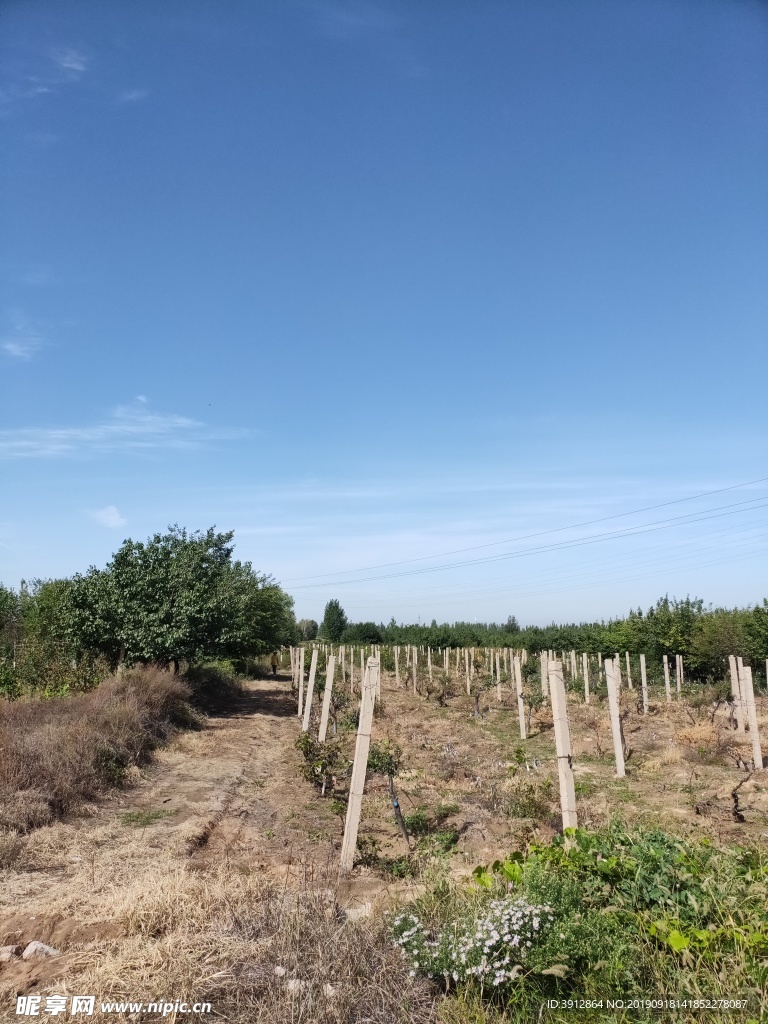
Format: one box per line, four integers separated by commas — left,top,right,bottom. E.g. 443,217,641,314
0,672,373,1004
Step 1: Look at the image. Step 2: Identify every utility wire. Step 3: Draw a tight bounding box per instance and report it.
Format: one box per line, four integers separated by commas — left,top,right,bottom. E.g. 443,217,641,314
283,474,768,582
288,497,768,589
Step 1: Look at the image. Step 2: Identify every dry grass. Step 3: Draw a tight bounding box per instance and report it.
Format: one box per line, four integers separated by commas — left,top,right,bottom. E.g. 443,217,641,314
65,865,436,1023
0,667,199,835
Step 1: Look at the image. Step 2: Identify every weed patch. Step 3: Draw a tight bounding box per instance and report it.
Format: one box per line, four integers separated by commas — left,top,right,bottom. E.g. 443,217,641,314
393,822,768,1021
0,667,200,833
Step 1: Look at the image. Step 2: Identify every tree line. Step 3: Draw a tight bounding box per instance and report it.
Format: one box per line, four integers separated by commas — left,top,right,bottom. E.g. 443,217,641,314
0,526,296,697
309,596,768,683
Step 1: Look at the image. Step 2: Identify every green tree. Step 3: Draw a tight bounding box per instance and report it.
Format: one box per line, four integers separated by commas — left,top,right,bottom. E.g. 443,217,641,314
298,618,318,641
342,621,383,643
746,599,768,667
320,599,348,642
689,607,750,679
65,525,295,668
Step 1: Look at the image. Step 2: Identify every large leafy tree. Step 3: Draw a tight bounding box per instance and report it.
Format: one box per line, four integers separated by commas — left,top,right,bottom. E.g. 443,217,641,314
65,526,295,667
319,599,348,642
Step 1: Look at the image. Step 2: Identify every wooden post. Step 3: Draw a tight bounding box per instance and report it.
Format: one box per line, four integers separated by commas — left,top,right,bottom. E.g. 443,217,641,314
360,647,364,691
513,654,526,739
495,650,502,702
428,647,433,686
663,654,672,702
613,653,622,691
729,655,745,733
318,655,336,742
640,653,649,715
465,647,470,695
297,647,305,718
413,646,418,693
548,662,578,830
582,652,590,704
675,654,682,696
540,651,549,702
339,657,379,875
625,651,633,689
301,649,319,732
605,658,626,778
394,646,400,687
740,665,764,770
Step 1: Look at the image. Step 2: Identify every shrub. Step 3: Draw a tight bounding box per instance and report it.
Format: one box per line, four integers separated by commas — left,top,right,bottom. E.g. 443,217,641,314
395,823,768,1018
295,733,348,795
367,739,403,777
0,666,199,833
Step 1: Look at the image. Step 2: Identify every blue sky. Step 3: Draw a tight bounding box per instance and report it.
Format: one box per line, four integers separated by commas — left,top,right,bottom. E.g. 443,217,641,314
1,0,767,626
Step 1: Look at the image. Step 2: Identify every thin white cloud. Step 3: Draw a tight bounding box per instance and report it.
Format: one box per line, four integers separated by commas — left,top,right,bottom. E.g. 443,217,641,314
1,311,44,360
0,400,247,458
0,49,87,116
2,338,40,360
117,88,148,103
0,80,51,116
90,505,127,529
52,48,88,74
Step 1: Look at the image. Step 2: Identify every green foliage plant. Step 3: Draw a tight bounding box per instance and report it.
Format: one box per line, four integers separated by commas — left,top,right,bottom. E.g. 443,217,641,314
295,733,347,796
319,599,348,642
64,526,296,671
393,822,768,1017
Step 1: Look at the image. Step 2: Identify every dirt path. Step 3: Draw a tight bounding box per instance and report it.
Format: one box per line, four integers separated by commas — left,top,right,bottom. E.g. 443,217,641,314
0,673,377,1004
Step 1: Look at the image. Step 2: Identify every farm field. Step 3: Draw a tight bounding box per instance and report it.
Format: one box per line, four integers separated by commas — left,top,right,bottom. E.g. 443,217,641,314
1,654,766,1023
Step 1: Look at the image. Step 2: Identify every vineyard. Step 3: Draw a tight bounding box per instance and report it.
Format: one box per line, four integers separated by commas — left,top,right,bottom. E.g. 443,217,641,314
1,542,767,1022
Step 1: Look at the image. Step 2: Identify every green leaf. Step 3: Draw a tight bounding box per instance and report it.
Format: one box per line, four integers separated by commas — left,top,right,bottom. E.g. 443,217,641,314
666,930,690,952
472,865,494,889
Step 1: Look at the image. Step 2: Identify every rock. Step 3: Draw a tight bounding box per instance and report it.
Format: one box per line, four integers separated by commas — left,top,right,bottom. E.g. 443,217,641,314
286,979,308,994
21,941,60,960
273,966,286,977
0,945,20,963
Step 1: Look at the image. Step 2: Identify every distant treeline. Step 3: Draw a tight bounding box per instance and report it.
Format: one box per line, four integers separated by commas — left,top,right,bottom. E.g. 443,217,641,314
0,526,296,697
310,596,768,683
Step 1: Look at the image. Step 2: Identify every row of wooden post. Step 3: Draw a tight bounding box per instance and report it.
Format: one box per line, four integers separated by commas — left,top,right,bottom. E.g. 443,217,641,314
290,645,762,755
286,643,763,875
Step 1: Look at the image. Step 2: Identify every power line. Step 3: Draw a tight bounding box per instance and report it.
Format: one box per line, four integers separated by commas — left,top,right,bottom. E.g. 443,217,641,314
283,474,768,582
386,522,768,604
288,496,768,589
